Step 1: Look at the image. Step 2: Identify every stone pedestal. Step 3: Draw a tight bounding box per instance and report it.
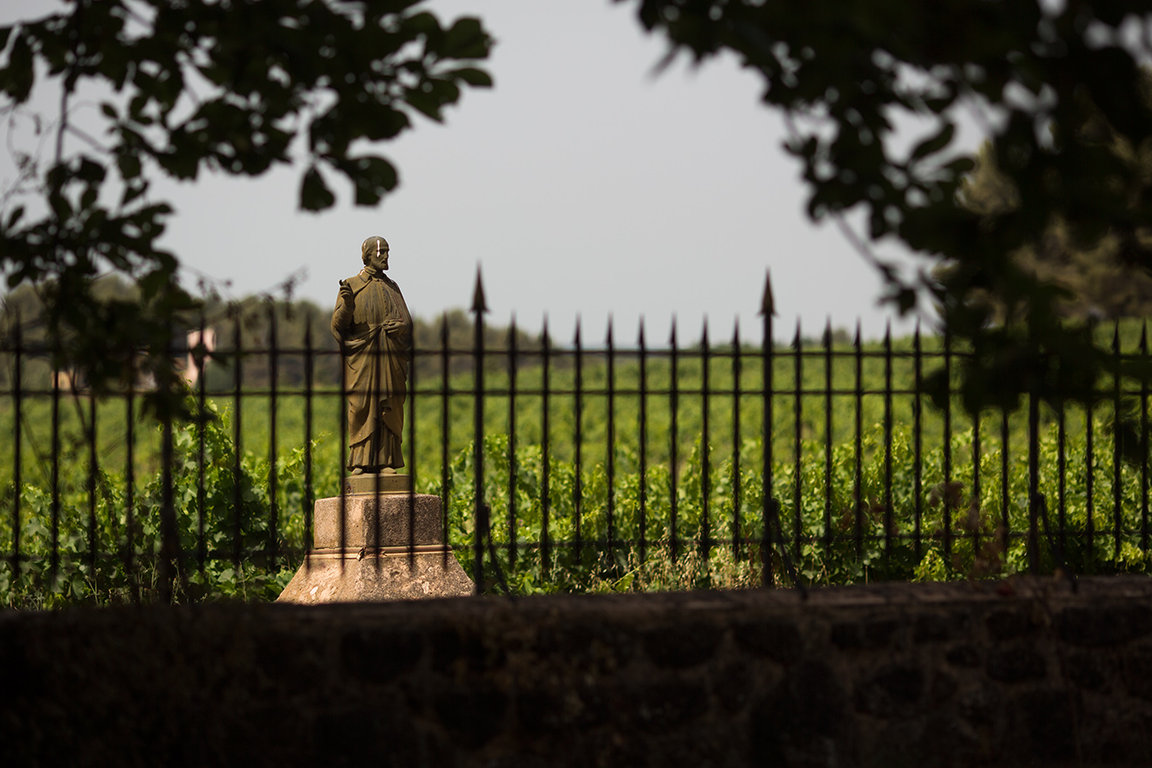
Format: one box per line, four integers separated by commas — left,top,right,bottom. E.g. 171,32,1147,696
341,472,410,496
277,492,474,603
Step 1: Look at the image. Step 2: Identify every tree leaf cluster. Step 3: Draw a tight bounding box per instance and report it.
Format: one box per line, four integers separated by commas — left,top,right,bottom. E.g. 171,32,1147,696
0,0,492,411
624,0,1152,424
958,139,1152,322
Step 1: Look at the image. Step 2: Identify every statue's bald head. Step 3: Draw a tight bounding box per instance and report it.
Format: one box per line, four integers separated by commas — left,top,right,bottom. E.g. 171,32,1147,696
361,236,389,264
361,236,391,276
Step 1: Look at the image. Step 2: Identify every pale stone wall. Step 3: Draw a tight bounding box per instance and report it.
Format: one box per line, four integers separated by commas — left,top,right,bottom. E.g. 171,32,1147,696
3,577,1152,766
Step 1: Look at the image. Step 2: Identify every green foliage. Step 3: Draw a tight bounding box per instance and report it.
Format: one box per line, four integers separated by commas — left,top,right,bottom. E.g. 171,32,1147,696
0,399,308,607
6,399,1152,607
451,414,1152,593
6,327,1152,606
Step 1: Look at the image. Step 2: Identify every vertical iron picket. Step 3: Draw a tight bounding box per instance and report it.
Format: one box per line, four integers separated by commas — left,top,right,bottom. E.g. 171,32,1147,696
823,321,834,555
606,319,616,565
792,324,803,561
731,321,742,559
1085,318,1098,556
883,323,894,555
158,322,178,603
406,317,418,572
1027,390,1040,574
196,313,208,571
440,314,451,569
124,380,136,600
669,320,680,561
303,321,314,571
1000,409,1011,557
852,323,863,560
760,275,775,587
942,326,953,565
541,320,552,578
971,406,981,554
1085,391,1095,560
267,301,279,566
49,347,60,577
574,321,584,565
1112,323,1122,558
1141,323,1149,551
338,306,348,574
701,320,711,563
10,318,22,581
159,402,175,604
371,307,383,551
638,321,648,566
472,272,488,594
86,390,97,573
507,319,519,571
1057,397,1068,553
912,324,923,560
232,314,244,568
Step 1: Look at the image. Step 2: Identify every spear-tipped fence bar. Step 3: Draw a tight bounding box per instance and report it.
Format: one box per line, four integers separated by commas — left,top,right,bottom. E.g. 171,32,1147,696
3,275,1152,604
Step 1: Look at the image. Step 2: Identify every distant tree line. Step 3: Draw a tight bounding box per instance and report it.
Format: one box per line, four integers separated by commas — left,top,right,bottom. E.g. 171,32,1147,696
0,277,543,391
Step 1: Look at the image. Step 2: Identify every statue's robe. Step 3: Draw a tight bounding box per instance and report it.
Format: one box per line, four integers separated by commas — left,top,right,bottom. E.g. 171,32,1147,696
331,269,413,472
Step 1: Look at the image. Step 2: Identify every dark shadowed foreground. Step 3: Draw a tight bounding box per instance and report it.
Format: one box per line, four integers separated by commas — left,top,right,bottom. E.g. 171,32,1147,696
3,577,1152,767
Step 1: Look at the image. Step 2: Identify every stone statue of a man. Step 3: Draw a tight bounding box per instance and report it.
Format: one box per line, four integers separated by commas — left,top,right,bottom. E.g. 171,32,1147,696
331,236,413,474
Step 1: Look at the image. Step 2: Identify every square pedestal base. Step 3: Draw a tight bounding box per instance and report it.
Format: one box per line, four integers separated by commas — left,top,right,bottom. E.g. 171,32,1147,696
277,546,473,603
277,493,473,603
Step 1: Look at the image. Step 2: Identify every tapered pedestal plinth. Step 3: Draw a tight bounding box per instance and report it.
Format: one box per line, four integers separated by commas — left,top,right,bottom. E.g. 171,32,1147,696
277,493,473,603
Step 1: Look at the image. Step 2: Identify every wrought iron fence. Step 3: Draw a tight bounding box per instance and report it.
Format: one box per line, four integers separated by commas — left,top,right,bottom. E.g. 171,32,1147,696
3,276,1152,606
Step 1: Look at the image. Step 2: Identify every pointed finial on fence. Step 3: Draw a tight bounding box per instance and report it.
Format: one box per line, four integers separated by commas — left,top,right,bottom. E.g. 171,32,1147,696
638,316,646,347
471,267,488,315
759,270,777,317
606,315,614,346
823,317,833,347
702,317,710,347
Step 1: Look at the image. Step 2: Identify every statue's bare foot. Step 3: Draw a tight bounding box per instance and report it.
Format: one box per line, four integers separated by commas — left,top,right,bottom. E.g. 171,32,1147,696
350,467,365,476
380,467,397,475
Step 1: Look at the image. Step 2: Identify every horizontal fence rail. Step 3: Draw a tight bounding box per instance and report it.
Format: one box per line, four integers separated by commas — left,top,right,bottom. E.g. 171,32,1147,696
2,291,1152,606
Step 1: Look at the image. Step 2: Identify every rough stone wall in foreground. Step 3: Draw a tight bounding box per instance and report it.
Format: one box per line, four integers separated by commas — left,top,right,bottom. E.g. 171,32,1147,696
3,577,1152,767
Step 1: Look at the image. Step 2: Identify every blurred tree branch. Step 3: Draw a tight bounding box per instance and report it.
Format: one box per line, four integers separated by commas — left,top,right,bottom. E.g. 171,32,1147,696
623,0,1152,439
0,0,491,415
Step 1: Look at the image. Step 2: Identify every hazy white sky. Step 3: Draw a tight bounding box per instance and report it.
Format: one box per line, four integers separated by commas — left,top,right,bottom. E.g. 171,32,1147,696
1,0,936,343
